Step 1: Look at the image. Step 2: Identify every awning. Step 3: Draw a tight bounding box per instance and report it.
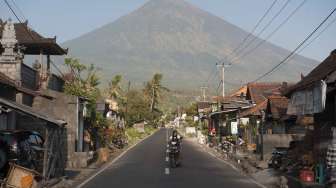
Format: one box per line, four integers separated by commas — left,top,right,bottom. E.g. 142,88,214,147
209,109,238,117
0,97,66,126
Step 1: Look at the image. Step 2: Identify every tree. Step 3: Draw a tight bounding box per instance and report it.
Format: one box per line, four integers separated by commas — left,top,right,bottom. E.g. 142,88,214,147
63,58,100,103
185,103,198,117
107,75,124,101
144,73,169,112
125,90,151,126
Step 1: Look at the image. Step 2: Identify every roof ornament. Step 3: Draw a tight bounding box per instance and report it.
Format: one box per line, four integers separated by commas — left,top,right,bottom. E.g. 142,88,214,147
0,19,18,61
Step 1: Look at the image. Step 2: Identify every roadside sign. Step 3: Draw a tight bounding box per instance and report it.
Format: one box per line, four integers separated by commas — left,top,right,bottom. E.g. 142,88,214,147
231,122,238,135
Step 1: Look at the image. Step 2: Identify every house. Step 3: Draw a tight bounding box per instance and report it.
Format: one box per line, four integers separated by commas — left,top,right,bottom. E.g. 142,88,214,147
0,20,89,168
228,82,301,154
0,94,66,182
240,82,288,132
286,49,336,163
206,96,253,143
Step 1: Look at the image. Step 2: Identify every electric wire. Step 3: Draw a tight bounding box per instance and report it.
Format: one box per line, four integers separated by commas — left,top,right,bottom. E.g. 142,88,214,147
3,0,66,77
3,0,35,40
226,0,278,59
230,0,307,63
287,15,336,63
10,0,26,22
251,7,336,83
229,0,292,62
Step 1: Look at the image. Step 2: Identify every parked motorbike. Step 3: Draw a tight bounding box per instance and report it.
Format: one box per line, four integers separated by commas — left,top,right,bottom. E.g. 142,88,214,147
108,137,128,149
268,147,288,169
168,140,180,168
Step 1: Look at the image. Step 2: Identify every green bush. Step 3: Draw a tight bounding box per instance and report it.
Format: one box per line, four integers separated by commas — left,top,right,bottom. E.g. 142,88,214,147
126,126,157,144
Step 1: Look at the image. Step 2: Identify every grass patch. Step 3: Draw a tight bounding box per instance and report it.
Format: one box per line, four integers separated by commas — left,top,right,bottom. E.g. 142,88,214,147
126,126,157,144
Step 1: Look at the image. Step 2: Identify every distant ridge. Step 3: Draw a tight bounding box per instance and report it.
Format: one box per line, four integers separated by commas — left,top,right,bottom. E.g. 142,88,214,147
63,0,318,91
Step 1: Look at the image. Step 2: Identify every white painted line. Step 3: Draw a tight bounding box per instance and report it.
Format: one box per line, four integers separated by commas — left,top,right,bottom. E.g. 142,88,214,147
165,157,169,162
208,152,216,158
197,143,266,188
165,168,170,175
166,149,170,153
76,130,158,188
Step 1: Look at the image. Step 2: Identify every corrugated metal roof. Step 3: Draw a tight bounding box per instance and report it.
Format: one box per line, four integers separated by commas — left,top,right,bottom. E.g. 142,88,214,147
0,97,66,126
286,50,336,95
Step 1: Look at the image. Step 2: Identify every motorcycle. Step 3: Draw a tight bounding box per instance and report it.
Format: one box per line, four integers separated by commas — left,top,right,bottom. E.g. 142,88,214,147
168,140,180,168
108,137,128,149
268,147,288,169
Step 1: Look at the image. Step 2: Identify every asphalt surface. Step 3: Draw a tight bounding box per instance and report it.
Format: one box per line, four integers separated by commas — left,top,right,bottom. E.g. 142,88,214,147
79,128,261,188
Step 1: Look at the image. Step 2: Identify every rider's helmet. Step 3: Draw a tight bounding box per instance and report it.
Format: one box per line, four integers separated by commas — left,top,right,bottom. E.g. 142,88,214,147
172,130,178,140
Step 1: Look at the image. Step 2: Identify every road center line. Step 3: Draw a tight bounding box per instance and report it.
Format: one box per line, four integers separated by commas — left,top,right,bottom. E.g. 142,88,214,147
165,168,170,175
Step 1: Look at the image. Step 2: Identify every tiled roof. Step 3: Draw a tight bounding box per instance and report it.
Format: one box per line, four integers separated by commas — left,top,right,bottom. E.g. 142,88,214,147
197,101,211,110
229,85,247,97
286,49,336,95
246,82,284,104
240,100,268,117
0,21,67,55
267,95,289,119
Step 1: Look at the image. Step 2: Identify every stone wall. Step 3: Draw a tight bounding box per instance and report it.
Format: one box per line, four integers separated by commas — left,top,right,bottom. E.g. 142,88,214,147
0,61,21,82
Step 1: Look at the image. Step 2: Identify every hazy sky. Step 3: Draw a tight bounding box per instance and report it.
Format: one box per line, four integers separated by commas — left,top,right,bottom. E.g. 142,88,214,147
0,0,335,61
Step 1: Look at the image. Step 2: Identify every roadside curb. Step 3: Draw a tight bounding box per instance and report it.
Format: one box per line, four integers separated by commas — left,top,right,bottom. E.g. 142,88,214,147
62,129,159,188
187,137,268,188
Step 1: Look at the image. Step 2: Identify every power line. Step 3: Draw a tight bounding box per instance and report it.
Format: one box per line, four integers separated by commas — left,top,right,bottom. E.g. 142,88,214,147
227,0,278,59
3,0,35,40
230,0,292,62
3,0,66,77
204,66,217,87
287,15,336,63
215,80,223,96
10,0,26,21
252,7,336,83
230,0,307,63
50,60,65,78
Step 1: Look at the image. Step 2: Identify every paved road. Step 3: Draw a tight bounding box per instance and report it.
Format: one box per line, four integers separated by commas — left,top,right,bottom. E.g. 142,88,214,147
79,128,261,188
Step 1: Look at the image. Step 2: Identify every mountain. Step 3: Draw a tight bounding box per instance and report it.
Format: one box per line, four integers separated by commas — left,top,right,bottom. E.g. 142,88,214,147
63,0,318,91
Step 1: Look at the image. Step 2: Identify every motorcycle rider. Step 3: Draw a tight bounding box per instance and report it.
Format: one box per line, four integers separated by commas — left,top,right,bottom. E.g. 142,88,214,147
168,130,182,166
169,130,182,143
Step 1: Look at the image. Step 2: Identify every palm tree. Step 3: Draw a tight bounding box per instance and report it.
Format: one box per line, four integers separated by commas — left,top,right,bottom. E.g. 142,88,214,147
144,73,169,112
107,75,125,102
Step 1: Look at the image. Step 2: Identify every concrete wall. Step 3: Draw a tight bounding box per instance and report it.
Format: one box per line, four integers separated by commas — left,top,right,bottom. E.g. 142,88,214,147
32,90,86,168
261,134,304,155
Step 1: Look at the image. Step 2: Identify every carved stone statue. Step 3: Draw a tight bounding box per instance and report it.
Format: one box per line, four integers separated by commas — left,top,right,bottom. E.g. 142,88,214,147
0,20,18,61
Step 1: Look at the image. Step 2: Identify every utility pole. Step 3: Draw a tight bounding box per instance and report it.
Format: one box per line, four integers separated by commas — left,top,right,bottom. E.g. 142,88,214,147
260,110,265,161
216,62,231,98
125,81,131,126
200,86,208,102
